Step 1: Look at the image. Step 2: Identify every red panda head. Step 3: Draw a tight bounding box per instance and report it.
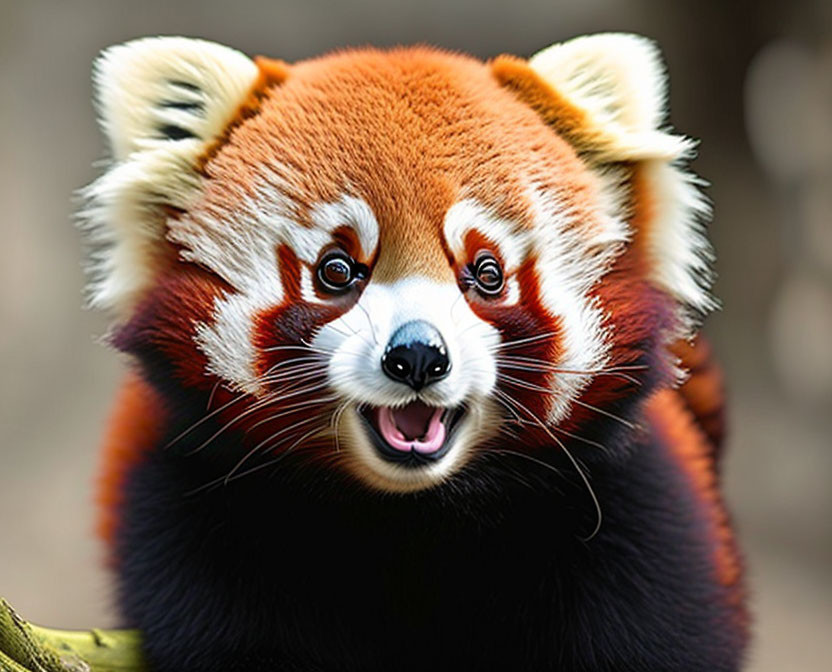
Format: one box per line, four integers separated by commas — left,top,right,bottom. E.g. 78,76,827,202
83,36,714,494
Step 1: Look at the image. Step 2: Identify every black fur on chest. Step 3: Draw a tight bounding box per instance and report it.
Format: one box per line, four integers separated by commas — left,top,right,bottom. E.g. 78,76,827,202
115,420,745,672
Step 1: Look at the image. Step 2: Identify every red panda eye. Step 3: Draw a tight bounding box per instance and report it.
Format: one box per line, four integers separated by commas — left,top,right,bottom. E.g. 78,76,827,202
317,250,366,294
473,254,504,296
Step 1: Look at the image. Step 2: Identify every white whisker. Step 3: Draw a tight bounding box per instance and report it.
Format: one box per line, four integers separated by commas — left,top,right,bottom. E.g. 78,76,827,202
493,388,603,542
488,331,559,352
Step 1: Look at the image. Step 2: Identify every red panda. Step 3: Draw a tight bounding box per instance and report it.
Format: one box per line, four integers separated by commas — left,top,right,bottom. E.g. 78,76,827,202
82,34,749,671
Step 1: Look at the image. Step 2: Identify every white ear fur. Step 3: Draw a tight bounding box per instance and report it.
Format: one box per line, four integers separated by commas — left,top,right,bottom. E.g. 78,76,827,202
531,33,716,329
529,33,691,161
80,37,259,314
95,36,259,161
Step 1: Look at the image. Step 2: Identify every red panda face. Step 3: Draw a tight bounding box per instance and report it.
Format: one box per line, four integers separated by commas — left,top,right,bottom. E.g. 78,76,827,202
86,38,713,494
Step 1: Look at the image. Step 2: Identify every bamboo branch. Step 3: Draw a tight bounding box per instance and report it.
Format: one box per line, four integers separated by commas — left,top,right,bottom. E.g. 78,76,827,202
0,598,147,672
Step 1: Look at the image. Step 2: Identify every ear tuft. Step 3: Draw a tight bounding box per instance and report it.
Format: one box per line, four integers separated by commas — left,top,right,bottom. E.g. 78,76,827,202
94,36,259,161
528,33,690,161
81,37,262,316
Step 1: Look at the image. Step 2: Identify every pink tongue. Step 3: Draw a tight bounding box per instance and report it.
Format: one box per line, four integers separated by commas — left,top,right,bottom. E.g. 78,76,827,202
377,402,446,454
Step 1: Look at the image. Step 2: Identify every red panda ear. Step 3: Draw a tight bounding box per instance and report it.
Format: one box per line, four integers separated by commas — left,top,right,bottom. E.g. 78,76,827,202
492,34,691,162
493,34,716,332
80,37,286,317
94,37,260,161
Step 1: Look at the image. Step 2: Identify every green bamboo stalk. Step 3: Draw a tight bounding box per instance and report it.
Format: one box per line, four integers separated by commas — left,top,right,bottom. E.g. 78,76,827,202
0,599,147,672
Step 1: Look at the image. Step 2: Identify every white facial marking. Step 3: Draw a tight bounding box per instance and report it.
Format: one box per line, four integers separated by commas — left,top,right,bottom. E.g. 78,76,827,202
308,196,380,260
300,266,324,305
443,190,628,425
167,186,380,393
194,288,276,395
443,198,532,273
525,184,629,422
314,277,500,409
173,179,629,489
312,276,501,492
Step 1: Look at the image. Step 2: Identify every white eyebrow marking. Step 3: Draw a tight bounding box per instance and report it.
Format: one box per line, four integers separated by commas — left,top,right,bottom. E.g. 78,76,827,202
307,195,380,260
442,198,531,273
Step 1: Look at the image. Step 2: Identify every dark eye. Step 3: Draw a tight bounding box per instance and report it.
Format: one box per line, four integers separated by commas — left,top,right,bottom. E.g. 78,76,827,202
473,253,504,296
317,250,367,293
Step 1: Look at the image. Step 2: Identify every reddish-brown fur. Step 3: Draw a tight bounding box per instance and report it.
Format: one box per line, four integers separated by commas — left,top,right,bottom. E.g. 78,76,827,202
92,44,749,670
96,372,165,548
647,388,746,622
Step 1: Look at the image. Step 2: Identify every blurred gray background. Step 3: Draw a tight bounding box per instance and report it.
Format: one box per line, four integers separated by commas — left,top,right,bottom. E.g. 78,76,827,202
1,1,830,670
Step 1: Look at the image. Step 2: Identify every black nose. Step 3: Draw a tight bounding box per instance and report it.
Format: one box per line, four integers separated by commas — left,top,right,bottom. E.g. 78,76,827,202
381,320,451,391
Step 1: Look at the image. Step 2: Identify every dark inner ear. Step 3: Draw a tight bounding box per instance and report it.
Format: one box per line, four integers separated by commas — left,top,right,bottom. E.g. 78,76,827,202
491,55,599,155
158,124,198,141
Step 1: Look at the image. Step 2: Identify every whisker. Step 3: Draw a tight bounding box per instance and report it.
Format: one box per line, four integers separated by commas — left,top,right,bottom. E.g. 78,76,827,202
165,389,250,450
185,423,328,496
571,399,636,430
355,301,379,346
243,396,338,434
449,291,467,325
260,355,327,377
301,338,336,355
495,425,523,442
331,400,351,453
493,388,603,542
486,448,565,478
325,322,355,339
223,415,323,485
496,372,556,395
258,367,329,387
495,360,642,386
548,429,603,542
252,424,330,480
491,390,525,425
488,331,559,352
506,415,610,455
263,342,335,357
258,378,332,403
550,425,610,454
262,343,322,354
205,380,222,411
496,374,635,431
497,354,648,373
183,379,332,456
456,318,491,341
259,364,327,383
325,317,377,350
477,446,536,489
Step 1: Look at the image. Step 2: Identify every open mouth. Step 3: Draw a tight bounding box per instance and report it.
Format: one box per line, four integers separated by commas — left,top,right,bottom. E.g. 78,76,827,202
359,401,466,466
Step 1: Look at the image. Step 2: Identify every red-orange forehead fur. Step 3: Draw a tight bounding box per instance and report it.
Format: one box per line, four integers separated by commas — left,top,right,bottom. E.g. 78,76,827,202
196,47,601,283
